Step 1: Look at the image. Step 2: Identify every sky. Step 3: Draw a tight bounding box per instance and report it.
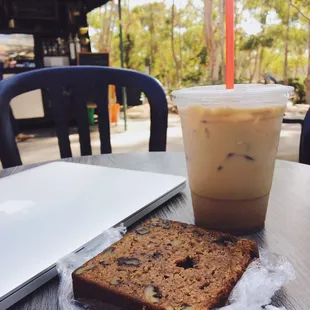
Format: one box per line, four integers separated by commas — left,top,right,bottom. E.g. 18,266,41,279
127,0,269,35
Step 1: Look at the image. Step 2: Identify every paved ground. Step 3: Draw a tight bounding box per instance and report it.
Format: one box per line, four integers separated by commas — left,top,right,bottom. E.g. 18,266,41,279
0,104,303,167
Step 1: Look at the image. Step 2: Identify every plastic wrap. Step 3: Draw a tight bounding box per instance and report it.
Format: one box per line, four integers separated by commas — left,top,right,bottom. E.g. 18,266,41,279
57,229,295,310
218,249,295,310
56,226,126,310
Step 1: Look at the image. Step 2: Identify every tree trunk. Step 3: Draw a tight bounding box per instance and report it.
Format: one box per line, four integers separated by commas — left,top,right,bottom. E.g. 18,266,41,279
124,34,134,69
171,1,180,86
257,17,266,83
149,7,154,75
234,0,246,78
283,2,291,85
203,0,217,84
294,59,298,78
249,50,259,83
238,55,247,81
299,54,306,75
258,47,264,82
159,51,167,88
306,21,310,105
219,0,226,82
288,1,310,104
107,2,117,52
214,42,220,81
178,27,183,84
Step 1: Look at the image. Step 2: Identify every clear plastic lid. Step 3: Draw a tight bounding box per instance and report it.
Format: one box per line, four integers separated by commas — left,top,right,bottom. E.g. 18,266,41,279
171,84,295,107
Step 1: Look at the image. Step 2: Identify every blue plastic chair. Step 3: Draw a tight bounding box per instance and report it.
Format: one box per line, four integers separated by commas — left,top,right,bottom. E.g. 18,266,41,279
299,108,310,165
0,66,168,168
0,62,3,81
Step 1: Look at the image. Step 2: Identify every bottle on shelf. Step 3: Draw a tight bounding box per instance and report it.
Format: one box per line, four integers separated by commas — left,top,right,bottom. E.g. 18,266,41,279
64,39,69,56
58,38,66,56
69,34,76,60
8,19,15,28
56,38,61,56
51,40,57,56
74,34,81,56
43,42,48,56
47,40,52,56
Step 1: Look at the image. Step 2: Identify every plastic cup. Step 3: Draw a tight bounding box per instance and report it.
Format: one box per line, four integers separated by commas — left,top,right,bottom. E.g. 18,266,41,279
172,84,294,235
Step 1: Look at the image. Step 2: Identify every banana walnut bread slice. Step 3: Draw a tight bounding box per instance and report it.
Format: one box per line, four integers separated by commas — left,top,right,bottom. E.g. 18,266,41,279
72,218,258,310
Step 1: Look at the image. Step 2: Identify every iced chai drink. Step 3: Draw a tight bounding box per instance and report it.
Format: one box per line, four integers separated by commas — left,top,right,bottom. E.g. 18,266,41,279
172,84,294,234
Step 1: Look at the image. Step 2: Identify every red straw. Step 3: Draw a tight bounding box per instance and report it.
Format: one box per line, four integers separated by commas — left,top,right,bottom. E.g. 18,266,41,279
226,0,234,89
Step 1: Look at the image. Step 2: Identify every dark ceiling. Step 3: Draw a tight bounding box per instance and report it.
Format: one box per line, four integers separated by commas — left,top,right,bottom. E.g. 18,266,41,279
84,0,111,12
0,0,112,35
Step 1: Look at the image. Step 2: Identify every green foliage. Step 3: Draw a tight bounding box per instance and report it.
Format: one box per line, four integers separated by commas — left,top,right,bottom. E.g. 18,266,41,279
241,35,261,51
260,35,273,48
87,0,309,102
290,78,306,104
278,77,306,103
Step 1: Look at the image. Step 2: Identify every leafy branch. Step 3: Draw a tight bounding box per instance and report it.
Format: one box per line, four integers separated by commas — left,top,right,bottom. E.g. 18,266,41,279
289,0,310,21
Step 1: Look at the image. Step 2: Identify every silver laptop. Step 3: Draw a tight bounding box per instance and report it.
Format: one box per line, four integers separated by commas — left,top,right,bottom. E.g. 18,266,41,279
0,162,186,309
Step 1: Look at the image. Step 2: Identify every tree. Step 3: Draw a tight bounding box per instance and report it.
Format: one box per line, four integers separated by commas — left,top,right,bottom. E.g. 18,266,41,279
289,0,310,104
256,8,273,81
240,35,261,82
171,0,181,85
203,0,218,84
124,33,134,68
234,0,250,81
87,2,117,53
219,0,226,81
86,0,309,98
283,1,291,84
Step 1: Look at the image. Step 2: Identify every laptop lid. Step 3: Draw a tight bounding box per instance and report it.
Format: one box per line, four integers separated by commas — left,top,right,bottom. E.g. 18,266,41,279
0,162,186,309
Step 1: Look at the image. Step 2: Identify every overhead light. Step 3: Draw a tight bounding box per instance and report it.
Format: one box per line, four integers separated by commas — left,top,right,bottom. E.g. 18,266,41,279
80,27,89,35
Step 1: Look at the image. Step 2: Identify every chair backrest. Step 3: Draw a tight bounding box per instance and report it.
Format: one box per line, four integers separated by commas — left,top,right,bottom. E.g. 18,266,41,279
0,66,168,168
0,62,3,81
299,108,310,165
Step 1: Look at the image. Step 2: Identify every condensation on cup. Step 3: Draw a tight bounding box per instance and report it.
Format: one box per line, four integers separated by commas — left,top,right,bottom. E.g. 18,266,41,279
172,84,294,235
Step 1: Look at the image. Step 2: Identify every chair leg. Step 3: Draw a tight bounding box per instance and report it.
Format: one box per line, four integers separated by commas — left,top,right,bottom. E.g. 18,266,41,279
299,122,304,163
0,109,22,168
